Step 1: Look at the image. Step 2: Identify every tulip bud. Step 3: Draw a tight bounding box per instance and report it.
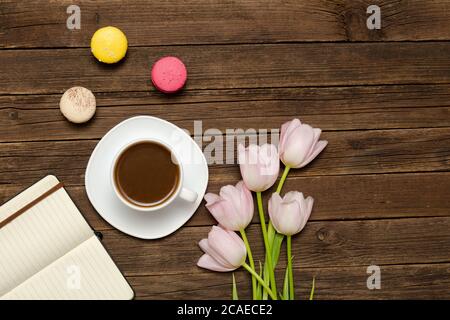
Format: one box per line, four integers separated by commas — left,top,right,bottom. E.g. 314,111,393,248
204,181,254,231
238,144,280,192
197,226,247,272
279,118,328,168
268,191,313,236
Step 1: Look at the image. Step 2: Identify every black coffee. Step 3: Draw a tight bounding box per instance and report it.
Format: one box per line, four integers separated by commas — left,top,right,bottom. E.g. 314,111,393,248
114,141,180,207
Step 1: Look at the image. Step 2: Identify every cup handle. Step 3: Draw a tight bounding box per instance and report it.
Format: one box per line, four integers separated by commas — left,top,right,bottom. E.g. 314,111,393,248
179,187,197,203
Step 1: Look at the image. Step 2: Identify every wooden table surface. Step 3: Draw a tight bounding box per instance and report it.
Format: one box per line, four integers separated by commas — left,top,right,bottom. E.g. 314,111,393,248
1,0,450,300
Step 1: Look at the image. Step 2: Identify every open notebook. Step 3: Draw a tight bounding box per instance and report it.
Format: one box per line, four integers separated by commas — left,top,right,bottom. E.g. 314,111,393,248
0,175,134,300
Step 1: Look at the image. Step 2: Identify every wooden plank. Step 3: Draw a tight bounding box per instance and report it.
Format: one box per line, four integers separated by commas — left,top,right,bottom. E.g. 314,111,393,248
0,128,448,186
97,217,450,274
2,43,450,94
2,0,450,48
128,263,450,299
1,84,450,142
5,84,450,110
1,0,449,302
1,172,449,229
62,171,450,226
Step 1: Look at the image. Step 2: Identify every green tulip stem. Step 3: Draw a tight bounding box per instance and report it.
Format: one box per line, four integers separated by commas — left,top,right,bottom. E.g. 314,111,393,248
309,277,316,300
243,263,277,300
276,166,291,194
287,235,294,300
240,228,257,299
256,191,277,299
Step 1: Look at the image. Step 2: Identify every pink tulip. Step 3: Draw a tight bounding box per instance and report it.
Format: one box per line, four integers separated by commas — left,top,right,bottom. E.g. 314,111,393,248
204,181,254,231
238,144,280,192
279,118,328,168
197,226,247,272
268,191,314,236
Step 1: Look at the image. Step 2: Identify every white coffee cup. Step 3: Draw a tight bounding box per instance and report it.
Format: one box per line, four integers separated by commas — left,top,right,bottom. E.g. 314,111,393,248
111,138,197,212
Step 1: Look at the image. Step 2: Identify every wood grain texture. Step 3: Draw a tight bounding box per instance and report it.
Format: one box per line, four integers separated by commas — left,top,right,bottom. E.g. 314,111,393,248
1,0,450,300
2,0,450,48
1,172,449,229
1,84,449,142
0,128,448,186
2,42,450,94
97,217,450,274
129,263,450,299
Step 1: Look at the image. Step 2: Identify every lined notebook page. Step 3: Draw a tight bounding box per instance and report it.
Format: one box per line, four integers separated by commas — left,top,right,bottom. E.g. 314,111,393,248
2,236,134,300
0,176,93,296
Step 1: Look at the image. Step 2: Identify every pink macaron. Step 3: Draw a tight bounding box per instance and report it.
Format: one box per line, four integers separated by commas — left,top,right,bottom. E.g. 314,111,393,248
151,56,187,93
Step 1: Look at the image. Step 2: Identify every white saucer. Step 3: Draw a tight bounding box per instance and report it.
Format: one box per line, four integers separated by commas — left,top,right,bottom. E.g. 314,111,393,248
85,116,208,239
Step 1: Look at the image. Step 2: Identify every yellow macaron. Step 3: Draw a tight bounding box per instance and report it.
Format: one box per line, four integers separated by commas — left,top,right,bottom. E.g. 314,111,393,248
90,26,128,64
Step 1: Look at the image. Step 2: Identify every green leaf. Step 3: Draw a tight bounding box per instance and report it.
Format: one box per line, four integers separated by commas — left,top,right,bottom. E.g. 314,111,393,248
268,222,275,244
262,259,270,300
282,266,289,300
267,222,285,269
255,261,263,300
271,233,284,268
265,223,285,299
232,273,239,300
309,277,316,301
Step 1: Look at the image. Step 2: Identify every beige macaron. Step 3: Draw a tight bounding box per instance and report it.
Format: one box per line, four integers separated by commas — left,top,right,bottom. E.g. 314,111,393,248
60,87,96,123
